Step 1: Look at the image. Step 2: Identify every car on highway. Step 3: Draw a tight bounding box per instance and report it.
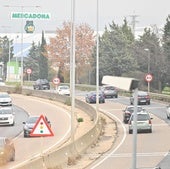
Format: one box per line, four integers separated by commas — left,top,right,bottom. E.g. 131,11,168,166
130,91,151,105
33,79,50,90
0,137,15,164
122,105,144,124
85,91,105,104
166,104,170,119
23,115,51,137
128,111,153,134
0,107,15,126
0,92,12,106
100,85,118,98
56,85,70,96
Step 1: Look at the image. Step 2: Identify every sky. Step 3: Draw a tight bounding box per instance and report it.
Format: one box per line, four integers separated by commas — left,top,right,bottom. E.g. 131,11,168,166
0,0,169,35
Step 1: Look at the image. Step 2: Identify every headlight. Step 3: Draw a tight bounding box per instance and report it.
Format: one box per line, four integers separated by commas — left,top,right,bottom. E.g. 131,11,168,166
0,151,4,155
24,125,29,130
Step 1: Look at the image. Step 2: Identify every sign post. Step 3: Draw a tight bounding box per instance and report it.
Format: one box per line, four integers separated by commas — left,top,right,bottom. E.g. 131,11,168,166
145,73,153,93
26,68,32,81
52,77,60,90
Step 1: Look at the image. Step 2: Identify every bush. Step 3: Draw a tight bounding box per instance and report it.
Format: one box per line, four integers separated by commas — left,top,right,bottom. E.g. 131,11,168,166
77,117,84,122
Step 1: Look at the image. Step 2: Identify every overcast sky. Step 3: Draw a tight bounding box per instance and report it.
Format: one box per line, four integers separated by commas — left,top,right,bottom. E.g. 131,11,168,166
0,0,169,34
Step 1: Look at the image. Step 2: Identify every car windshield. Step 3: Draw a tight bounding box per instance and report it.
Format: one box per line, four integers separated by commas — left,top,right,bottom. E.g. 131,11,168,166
127,107,143,113
27,117,39,123
131,113,150,121
0,93,10,98
138,92,148,96
0,109,12,114
60,86,69,89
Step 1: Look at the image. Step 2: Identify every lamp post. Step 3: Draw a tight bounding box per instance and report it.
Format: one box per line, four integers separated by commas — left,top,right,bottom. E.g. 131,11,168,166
4,5,40,86
144,48,151,92
15,35,19,81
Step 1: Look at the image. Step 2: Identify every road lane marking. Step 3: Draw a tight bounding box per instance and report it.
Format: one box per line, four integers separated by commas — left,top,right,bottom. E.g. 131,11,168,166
90,109,127,169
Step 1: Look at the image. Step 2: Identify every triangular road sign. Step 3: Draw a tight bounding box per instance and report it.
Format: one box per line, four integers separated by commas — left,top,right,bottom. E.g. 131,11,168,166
30,115,54,137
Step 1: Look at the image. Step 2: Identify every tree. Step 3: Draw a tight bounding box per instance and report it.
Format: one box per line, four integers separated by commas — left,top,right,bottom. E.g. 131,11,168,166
162,15,170,60
0,36,13,80
135,28,165,91
91,19,136,85
39,31,48,79
46,22,95,83
24,42,39,80
25,31,49,80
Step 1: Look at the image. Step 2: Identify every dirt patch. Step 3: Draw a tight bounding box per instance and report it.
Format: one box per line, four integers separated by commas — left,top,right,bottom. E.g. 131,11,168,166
66,113,117,169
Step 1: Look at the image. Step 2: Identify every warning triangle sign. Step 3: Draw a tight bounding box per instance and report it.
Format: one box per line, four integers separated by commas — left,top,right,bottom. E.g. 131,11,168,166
30,115,54,137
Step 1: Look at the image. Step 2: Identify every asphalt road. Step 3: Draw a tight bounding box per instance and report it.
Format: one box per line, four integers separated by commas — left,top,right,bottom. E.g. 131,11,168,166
84,96,170,169
1,94,71,169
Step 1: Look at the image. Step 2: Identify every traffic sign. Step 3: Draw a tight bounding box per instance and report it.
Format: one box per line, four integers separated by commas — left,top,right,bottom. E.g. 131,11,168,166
30,115,54,137
26,68,32,74
52,77,60,85
145,73,153,82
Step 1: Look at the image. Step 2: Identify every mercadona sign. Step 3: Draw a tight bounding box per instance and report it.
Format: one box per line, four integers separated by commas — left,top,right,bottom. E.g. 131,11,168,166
11,12,51,20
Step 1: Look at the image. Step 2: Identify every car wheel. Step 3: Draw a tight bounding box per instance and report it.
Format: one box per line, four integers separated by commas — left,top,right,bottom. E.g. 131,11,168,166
149,129,152,133
10,152,15,161
129,130,132,134
115,95,118,98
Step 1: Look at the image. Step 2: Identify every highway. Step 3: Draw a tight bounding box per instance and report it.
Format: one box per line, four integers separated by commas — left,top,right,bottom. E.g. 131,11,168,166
1,91,170,169
84,96,170,169
1,94,71,169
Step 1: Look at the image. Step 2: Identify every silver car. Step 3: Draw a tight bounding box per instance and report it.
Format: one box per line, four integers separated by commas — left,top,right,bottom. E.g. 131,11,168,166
100,85,118,98
0,107,15,126
128,111,153,134
0,92,12,106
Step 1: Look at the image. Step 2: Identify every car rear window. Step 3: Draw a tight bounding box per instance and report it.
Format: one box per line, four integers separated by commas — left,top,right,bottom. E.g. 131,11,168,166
131,113,150,121
104,86,115,90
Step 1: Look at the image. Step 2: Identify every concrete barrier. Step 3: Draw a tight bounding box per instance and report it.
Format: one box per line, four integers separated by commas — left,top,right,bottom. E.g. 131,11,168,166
0,86,102,169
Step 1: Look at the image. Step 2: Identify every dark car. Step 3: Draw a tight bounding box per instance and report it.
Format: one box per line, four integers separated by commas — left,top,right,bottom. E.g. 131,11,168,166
100,85,118,98
23,115,51,137
33,79,50,90
85,91,105,104
123,105,144,123
0,137,15,164
130,91,151,105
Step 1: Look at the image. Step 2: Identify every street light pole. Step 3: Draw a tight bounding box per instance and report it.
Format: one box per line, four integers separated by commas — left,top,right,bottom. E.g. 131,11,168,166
96,0,99,115
144,48,150,92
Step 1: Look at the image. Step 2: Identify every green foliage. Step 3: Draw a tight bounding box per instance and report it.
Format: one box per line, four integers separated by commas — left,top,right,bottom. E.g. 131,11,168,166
24,31,49,80
77,117,84,122
162,86,170,95
0,36,14,80
14,83,22,94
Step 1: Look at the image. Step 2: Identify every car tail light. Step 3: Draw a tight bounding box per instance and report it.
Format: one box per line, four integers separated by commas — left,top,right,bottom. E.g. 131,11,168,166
149,119,152,124
146,95,150,99
125,111,131,115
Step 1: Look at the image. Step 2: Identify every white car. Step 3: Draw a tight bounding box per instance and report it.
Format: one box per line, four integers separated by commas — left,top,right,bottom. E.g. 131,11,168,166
166,105,170,119
0,107,15,126
128,111,153,134
56,85,70,96
0,92,12,106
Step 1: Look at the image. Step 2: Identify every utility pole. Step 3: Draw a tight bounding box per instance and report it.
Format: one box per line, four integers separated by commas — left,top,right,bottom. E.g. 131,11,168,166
129,14,139,37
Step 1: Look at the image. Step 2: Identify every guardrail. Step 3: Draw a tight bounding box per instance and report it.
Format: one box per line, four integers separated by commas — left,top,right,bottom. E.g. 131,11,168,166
0,86,103,169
